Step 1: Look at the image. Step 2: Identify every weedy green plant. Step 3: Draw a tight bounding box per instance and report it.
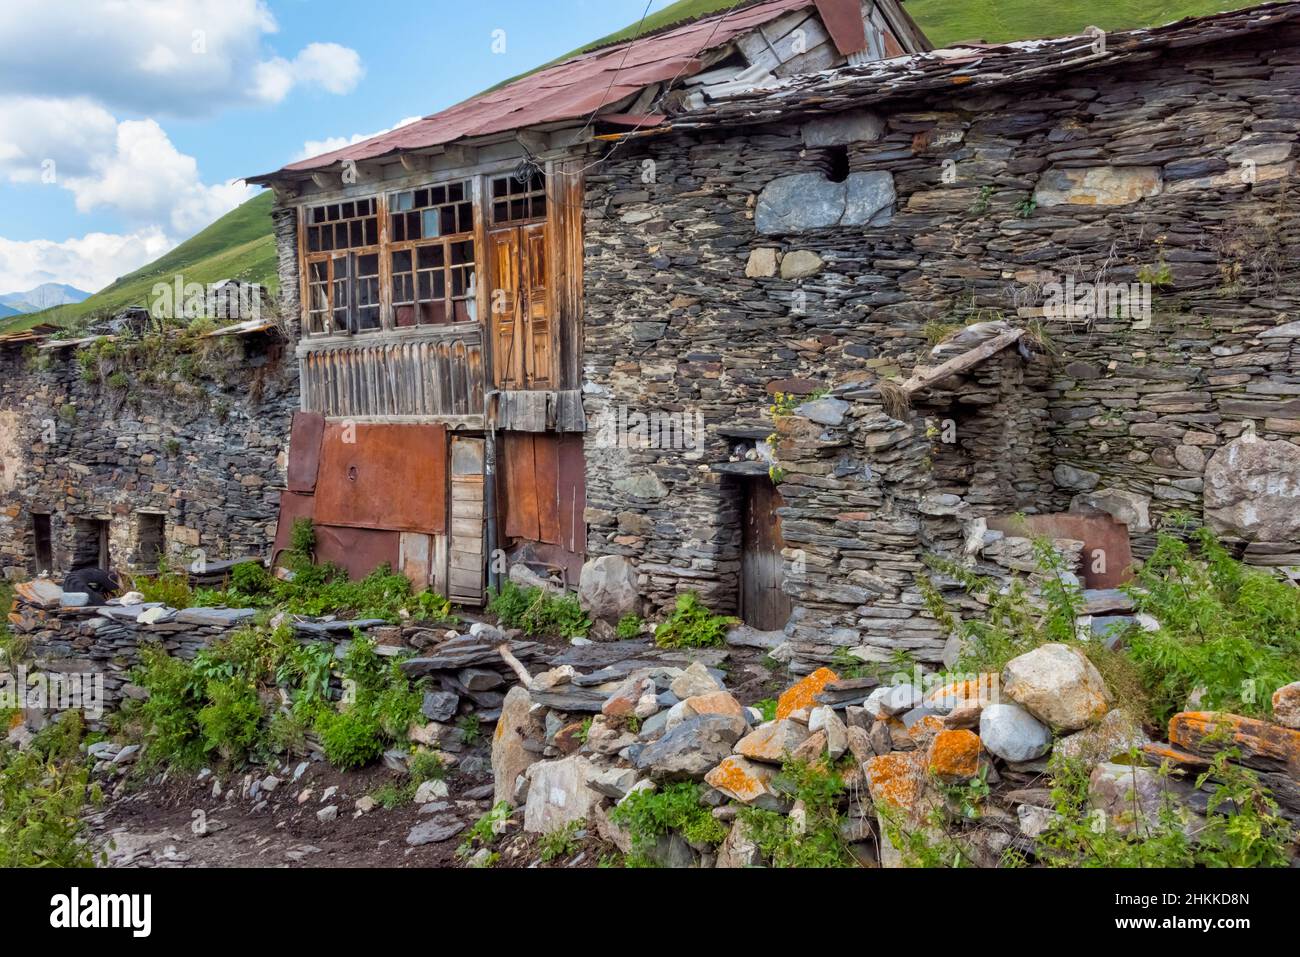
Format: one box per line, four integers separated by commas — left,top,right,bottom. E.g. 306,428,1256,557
1123,526,1300,724
920,535,1082,674
487,580,591,638
457,801,513,860
609,781,727,867
738,757,857,868
653,592,736,649
457,713,483,747
753,698,778,722
616,614,643,640
538,820,584,863
130,561,197,610
969,184,994,216
1035,746,1293,868
0,714,103,868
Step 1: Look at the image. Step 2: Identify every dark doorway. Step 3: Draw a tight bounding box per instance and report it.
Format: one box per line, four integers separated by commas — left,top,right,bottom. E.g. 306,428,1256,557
740,478,792,631
72,518,110,570
136,513,165,568
31,513,53,575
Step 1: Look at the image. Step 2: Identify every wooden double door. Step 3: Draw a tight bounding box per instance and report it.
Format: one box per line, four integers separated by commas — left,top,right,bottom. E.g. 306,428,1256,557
489,223,553,389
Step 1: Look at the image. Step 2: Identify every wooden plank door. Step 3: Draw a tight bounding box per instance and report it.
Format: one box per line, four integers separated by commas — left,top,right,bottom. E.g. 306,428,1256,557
741,479,792,631
448,435,486,605
489,230,523,388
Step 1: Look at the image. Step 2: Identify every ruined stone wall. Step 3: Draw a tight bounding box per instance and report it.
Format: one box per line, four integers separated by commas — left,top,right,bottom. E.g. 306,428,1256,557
0,335,298,580
582,27,1300,621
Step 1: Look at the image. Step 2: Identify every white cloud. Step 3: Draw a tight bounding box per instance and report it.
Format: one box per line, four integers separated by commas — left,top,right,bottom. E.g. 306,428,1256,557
0,227,173,296
0,104,254,236
298,116,424,162
253,43,365,103
63,119,254,235
0,0,363,116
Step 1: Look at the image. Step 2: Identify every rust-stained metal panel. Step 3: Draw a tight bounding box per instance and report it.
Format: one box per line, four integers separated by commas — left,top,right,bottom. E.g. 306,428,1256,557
814,0,868,55
987,513,1134,589
499,432,586,558
287,411,325,493
272,490,316,566
314,525,402,581
313,422,448,534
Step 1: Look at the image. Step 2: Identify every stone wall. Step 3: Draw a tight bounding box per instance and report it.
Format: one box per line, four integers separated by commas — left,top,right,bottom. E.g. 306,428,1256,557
0,333,298,580
581,27,1300,627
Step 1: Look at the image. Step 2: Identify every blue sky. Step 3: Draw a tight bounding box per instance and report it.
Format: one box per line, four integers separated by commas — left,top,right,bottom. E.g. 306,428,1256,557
0,0,675,294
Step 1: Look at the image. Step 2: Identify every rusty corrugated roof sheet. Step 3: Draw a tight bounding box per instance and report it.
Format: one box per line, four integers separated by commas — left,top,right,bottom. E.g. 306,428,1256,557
252,0,824,181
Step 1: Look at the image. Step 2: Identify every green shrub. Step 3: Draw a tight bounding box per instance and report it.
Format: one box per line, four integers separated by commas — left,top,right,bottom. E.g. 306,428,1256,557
488,580,590,638
1124,527,1300,723
653,592,736,649
920,536,1081,673
458,801,513,859
538,820,584,863
609,781,727,867
0,715,102,868
133,565,195,609
196,679,264,764
738,757,856,868
616,614,643,640
314,707,385,770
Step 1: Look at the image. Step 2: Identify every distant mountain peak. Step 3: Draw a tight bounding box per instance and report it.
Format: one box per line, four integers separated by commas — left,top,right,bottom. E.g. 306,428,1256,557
0,282,92,314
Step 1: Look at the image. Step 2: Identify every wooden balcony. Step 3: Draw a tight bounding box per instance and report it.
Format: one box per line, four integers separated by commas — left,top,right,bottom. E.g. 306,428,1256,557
297,325,485,425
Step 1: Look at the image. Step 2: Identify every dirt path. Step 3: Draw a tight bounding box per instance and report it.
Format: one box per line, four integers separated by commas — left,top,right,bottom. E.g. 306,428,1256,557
87,758,495,868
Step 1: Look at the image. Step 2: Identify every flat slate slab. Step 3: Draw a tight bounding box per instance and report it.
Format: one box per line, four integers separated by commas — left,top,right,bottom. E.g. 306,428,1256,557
175,606,260,626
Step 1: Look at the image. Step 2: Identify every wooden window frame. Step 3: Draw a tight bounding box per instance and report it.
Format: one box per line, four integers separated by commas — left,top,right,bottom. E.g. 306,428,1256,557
387,179,478,329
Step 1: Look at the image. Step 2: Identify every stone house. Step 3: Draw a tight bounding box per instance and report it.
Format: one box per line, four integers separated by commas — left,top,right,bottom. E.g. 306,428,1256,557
246,0,1299,654
0,325,296,581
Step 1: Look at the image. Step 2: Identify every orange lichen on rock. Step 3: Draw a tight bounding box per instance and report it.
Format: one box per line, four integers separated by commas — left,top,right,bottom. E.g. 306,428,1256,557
1168,711,1300,773
923,674,998,710
704,756,776,803
776,666,839,720
927,729,981,782
864,751,927,815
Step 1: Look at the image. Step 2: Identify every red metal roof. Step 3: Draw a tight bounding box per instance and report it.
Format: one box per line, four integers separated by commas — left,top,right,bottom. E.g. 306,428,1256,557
260,0,822,179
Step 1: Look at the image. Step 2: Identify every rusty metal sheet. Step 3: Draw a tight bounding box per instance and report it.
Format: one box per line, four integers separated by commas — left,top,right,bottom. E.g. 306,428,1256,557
257,0,815,178
814,0,868,55
557,433,586,556
313,422,448,534
272,490,316,566
314,525,403,581
987,513,1134,589
287,411,325,493
501,432,540,542
535,433,561,546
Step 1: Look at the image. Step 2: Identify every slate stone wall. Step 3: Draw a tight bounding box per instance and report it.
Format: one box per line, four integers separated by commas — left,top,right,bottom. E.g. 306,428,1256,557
581,29,1300,629
0,335,298,580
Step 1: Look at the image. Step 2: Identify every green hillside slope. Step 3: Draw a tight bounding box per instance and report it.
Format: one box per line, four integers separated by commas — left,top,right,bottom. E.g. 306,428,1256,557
9,191,277,332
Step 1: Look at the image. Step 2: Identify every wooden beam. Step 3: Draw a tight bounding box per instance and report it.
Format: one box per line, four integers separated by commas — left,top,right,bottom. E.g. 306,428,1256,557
400,153,431,173
901,328,1025,396
310,172,337,190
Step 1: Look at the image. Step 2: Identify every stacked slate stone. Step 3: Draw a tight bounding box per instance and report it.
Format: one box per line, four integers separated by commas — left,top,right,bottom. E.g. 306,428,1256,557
580,22,1300,637
7,585,256,722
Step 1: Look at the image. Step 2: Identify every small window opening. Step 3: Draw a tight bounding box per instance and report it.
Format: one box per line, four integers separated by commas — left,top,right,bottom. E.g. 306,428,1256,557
32,513,53,575
824,145,850,183
136,513,165,569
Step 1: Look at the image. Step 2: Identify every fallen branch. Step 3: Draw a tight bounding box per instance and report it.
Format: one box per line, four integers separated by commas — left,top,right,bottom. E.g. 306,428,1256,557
497,643,535,689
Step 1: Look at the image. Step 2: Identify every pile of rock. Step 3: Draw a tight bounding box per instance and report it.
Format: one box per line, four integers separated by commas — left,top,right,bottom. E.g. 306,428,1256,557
486,633,1300,867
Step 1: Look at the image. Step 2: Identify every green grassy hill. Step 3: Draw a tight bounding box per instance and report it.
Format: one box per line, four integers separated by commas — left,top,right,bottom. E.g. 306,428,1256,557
7,190,277,333
8,1,1253,336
